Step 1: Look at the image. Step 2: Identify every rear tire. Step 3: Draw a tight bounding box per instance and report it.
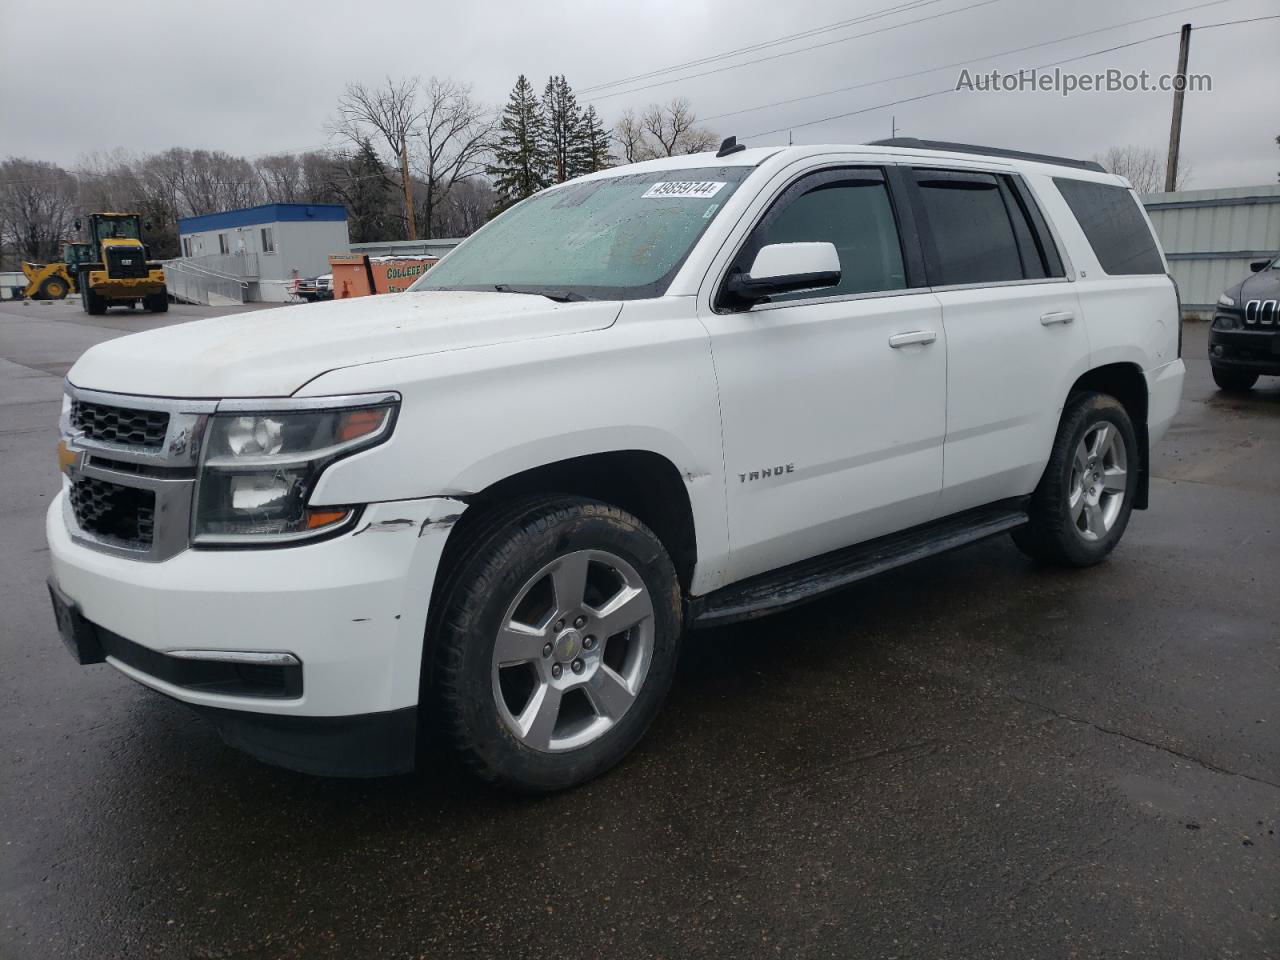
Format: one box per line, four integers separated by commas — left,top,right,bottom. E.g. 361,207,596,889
1212,367,1257,393
1012,392,1138,567
145,292,169,313
431,496,682,792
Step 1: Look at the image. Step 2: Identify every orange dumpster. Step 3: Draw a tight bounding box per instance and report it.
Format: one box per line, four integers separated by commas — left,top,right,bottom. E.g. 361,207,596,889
329,254,438,298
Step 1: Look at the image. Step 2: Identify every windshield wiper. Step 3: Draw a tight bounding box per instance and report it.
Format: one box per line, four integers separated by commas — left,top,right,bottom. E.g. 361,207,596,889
492,284,589,303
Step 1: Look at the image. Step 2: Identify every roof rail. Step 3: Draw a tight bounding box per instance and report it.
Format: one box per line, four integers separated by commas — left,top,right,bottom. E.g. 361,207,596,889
866,137,1106,173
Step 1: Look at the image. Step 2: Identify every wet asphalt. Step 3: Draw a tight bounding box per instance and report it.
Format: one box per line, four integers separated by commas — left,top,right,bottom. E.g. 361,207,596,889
0,300,1276,960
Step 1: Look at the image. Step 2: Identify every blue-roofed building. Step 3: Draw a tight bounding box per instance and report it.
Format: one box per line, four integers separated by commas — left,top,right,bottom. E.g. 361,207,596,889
176,203,349,303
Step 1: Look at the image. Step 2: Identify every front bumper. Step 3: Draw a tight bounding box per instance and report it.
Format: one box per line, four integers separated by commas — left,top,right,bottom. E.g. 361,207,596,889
1208,319,1280,375
47,494,465,775
86,268,165,299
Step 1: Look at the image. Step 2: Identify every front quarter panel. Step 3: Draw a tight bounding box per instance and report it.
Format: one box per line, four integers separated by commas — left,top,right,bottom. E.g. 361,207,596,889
300,298,731,593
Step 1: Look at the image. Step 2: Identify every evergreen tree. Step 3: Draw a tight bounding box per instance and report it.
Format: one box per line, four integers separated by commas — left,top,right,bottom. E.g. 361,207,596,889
489,75,550,204
575,105,614,176
319,139,395,243
542,75,584,184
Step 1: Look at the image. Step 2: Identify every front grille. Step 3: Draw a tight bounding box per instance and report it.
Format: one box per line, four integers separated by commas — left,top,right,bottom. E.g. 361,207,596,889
69,477,155,548
1244,300,1278,326
71,399,168,448
105,247,149,279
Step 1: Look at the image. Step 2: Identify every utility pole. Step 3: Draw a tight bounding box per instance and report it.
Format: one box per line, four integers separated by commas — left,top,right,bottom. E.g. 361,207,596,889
891,115,898,138
1164,22,1192,193
399,143,417,241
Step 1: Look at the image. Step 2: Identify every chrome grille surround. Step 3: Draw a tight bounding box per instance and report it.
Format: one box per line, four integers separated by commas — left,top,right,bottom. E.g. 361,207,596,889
60,383,217,562
59,384,402,562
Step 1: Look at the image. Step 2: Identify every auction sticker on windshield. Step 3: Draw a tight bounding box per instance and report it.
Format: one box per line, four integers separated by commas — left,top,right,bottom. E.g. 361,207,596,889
642,181,727,199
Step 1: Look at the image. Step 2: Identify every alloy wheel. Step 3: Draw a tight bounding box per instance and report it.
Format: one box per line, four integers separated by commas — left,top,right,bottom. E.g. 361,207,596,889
491,549,655,753
1069,421,1127,541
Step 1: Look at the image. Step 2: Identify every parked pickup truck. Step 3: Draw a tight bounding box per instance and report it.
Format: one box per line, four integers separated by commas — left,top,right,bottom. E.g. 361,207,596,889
47,138,1184,791
294,273,333,303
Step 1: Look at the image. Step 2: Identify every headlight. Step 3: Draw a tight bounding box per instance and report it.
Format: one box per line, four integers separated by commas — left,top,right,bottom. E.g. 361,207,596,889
193,394,398,545
1218,293,1235,307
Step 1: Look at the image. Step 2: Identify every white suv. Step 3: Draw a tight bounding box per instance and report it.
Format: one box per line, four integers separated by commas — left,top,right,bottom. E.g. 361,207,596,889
47,138,1184,791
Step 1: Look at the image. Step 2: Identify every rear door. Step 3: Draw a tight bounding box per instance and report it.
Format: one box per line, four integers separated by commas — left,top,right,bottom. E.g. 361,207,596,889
906,167,1091,513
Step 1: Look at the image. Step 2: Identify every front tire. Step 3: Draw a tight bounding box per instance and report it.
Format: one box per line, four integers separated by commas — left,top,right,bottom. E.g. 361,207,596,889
1212,367,1257,393
1013,392,1138,567
431,496,682,792
79,272,106,315
38,275,69,300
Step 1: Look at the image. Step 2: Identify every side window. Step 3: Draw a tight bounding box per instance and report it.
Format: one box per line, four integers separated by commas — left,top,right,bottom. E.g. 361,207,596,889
912,170,1025,285
733,169,908,302
1053,178,1164,275
260,227,275,253
218,233,229,256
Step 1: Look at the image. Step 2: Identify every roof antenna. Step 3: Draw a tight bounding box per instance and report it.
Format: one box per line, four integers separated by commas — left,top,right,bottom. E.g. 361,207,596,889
716,136,747,158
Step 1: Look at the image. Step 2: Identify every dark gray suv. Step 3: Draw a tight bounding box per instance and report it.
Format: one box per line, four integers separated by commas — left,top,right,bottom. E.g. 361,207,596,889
1209,255,1280,391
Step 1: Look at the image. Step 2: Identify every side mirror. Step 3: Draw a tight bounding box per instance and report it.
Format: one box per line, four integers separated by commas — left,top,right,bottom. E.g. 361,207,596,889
724,242,841,306
1250,259,1272,273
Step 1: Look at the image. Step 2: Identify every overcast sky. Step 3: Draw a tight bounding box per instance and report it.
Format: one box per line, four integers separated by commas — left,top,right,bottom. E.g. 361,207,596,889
3,0,1276,189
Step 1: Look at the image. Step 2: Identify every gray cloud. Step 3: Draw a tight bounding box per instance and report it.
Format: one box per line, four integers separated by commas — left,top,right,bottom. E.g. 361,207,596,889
2,0,1276,188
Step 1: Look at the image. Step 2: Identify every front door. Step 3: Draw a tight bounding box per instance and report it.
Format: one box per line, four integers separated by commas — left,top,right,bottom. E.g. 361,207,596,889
699,166,948,585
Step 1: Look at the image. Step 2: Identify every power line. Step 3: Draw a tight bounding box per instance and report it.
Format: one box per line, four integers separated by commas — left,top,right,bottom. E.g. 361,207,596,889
580,0,952,94
582,0,1006,103
701,0,1238,125
741,13,1280,140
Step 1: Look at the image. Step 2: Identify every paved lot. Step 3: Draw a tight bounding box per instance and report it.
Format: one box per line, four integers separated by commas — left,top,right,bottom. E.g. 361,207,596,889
1,300,1277,960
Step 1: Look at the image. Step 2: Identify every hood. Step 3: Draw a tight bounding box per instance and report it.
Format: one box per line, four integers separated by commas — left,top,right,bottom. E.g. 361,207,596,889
67,291,622,398
1233,266,1280,306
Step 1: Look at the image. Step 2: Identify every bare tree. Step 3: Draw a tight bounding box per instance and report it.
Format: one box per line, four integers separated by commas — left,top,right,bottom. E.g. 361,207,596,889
335,77,426,239
614,99,717,162
1094,145,1191,193
0,158,79,262
641,98,717,157
613,109,653,164
256,153,306,203
409,77,494,238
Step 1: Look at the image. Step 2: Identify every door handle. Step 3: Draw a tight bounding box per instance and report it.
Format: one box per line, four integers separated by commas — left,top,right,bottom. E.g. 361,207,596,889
888,330,938,348
1040,310,1075,326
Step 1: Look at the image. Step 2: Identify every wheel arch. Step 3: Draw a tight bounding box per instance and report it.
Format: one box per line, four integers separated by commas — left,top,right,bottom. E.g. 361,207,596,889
446,449,699,595
1066,362,1150,509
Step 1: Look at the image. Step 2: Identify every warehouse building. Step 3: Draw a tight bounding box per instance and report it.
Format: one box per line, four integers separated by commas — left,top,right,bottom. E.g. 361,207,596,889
175,203,349,303
1141,184,1280,317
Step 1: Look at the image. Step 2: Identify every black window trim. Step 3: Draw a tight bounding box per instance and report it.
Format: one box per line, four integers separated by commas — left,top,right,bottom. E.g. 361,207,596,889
904,166,1073,291
713,163,928,313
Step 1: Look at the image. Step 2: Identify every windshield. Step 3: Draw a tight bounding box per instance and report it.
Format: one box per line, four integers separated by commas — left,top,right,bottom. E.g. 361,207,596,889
94,217,140,243
410,166,753,300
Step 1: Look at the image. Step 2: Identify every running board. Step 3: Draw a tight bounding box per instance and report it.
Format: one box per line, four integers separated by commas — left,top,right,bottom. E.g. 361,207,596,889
688,499,1029,629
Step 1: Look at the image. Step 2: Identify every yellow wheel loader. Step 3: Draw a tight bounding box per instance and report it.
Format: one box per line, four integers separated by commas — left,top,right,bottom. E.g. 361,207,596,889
20,260,76,300
73,213,168,315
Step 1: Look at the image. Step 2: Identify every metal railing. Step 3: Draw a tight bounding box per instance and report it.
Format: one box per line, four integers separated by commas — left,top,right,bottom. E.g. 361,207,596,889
189,252,260,279
162,259,251,306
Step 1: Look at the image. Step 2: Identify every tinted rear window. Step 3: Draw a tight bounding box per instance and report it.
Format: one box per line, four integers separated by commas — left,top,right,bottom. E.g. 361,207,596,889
1053,178,1164,275
914,172,1024,285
